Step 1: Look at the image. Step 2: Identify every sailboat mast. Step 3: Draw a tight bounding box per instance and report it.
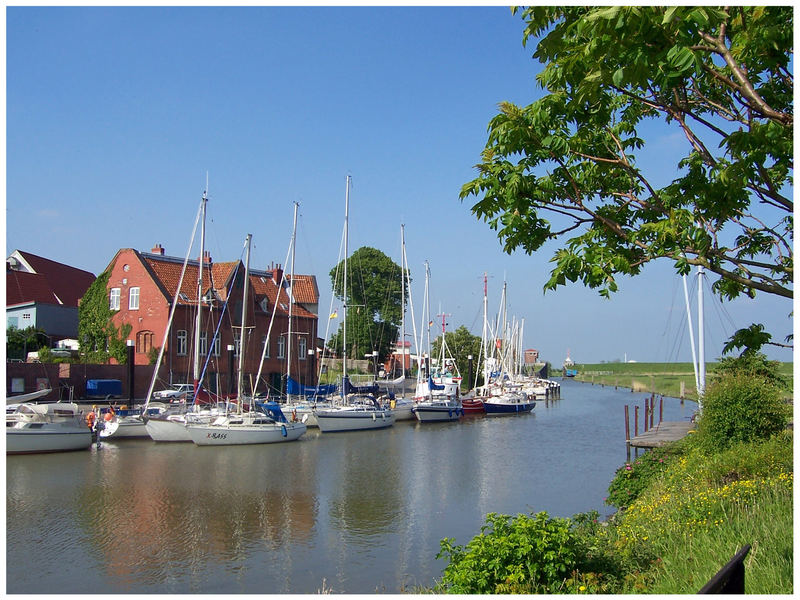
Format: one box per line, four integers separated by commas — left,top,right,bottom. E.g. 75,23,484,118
287,202,298,389
237,234,253,407
698,266,706,401
193,192,207,398
343,175,350,382
400,224,406,381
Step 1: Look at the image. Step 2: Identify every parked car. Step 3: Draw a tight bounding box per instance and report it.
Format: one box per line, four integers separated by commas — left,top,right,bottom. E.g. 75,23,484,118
153,383,194,401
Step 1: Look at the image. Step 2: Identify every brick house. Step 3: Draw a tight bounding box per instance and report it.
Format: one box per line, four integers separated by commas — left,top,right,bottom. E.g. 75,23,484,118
103,244,319,397
6,250,96,343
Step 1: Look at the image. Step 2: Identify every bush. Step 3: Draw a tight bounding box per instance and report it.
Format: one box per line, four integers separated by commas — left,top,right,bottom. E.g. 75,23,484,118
606,445,684,509
436,511,597,593
696,374,790,452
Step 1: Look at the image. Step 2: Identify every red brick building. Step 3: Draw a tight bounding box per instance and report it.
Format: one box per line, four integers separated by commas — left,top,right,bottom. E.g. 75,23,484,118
104,244,319,397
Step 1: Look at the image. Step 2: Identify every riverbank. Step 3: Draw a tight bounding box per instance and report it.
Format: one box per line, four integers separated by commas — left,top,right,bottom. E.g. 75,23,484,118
567,361,793,402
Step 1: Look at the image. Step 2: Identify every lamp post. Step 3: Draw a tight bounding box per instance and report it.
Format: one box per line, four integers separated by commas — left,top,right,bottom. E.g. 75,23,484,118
467,354,473,393
307,348,315,386
372,350,379,380
127,340,135,405
227,344,235,397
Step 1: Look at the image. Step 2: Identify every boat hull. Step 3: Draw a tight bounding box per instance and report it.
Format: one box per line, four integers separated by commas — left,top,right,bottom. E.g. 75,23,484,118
314,408,395,432
412,404,462,422
99,416,149,439
483,400,535,415
388,398,415,421
144,415,193,442
7,427,92,454
460,398,485,414
188,422,306,446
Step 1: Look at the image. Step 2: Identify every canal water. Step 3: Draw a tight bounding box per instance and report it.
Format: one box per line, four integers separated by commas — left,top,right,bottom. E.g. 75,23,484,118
6,380,694,594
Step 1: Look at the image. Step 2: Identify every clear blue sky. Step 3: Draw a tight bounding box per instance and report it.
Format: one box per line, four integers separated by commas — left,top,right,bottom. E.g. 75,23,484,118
6,6,794,365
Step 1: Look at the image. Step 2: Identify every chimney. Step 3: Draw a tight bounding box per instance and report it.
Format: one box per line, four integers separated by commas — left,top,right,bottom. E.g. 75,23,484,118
203,250,212,264
271,263,283,284
151,244,165,256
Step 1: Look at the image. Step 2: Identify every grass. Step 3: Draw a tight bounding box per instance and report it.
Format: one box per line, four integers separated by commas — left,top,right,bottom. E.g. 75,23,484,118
569,361,793,401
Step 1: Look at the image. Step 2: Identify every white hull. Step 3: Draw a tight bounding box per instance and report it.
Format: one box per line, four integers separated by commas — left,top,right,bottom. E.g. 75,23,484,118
7,425,92,454
188,421,306,446
314,406,395,432
412,402,462,422
144,415,193,442
387,397,415,421
282,402,333,428
99,416,149,439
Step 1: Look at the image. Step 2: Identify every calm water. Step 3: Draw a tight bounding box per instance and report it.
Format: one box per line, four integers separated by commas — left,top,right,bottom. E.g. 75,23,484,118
6,380,693,594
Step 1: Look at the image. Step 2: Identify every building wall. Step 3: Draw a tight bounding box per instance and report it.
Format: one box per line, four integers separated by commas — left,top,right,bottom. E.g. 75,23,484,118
6,304,36,331
105,249,318,396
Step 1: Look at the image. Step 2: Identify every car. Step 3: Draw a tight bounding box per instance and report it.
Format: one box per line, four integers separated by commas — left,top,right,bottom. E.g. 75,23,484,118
153,383,194,401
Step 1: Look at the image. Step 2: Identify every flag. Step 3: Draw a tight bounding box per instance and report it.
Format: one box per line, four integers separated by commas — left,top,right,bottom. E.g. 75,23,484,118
329,310,338,319
428,320,434,327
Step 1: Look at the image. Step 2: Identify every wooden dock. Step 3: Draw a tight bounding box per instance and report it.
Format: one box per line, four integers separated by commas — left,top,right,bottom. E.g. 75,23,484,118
629,420,694,448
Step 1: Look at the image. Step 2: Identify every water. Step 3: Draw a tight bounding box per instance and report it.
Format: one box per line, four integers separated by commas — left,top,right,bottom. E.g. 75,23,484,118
6,380,694,593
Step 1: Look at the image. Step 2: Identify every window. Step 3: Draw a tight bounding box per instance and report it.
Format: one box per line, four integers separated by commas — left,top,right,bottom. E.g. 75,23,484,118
277,335,285,359
298,336,307,359
199,332,208,358
262,336,270,358
176,330,188,356
213,336,220,357
233,331,241,357
109,288,121,310
22,313,31,321
129,287,140,310
136,330,154,354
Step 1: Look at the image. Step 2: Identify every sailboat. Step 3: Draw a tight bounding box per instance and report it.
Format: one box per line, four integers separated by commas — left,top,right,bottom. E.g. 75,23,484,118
275,203,334,427
460,273,490,414
143,191,228,442
411,263,462,422
187,233,307,446
314,176,395,433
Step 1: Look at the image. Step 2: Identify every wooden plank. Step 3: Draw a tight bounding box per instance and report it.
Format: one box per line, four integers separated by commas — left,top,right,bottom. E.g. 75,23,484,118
629,421,694,447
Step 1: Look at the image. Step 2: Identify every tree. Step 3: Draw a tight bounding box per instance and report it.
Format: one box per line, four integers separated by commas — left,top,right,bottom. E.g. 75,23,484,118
328,246,407,364
78,270,131,364
6,326,48,361
460,7,792,352
431,325,484,389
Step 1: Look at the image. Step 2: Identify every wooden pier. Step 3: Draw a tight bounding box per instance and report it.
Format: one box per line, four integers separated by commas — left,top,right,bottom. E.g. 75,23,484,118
629,421,694,448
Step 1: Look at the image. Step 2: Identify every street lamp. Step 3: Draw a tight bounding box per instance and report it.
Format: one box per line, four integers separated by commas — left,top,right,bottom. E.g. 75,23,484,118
372,350,379,380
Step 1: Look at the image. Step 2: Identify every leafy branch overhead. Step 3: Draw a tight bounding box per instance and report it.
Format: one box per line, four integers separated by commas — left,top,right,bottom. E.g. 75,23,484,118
461,6,792,302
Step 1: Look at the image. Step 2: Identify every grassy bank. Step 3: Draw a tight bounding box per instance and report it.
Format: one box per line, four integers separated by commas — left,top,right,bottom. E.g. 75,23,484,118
568,362,793,402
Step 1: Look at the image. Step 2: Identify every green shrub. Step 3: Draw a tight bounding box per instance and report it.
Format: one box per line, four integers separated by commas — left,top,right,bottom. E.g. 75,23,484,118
436,511,596,593
697,374,790,452
606,445,685,509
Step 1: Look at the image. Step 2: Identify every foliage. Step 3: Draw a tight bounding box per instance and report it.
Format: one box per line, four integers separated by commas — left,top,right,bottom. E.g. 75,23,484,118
6,326,48,360
436,511,611,594
696,373,790,452
328,247,406,363
606,444,685,509
430,325,483,389
460,6,793,353
147,346,160,365
712,351,788,389
77,270,131,364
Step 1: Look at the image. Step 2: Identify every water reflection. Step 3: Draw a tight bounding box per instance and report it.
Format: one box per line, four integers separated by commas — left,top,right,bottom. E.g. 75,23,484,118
7,381,694,593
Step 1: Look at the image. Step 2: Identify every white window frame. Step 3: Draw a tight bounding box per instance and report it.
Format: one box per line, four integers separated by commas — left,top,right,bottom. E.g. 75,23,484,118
234,331,241,357
277,335,286,359
199,332,208,358
262,335,270,358
213,336,220,357
129,287,140,310
109,288,121,311
176,330,188,356
298,336,307,360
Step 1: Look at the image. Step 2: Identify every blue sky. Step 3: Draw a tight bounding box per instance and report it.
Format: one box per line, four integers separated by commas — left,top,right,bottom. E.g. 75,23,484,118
6,6,794,365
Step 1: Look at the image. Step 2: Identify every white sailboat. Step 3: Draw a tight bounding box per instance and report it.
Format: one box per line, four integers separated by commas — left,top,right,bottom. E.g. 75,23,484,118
411,262,462,423
187,234,306,446
143,191,227,442
314,176,395,433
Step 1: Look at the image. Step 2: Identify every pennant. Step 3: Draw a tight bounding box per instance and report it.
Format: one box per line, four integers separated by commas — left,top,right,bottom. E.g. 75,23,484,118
329,310,338,319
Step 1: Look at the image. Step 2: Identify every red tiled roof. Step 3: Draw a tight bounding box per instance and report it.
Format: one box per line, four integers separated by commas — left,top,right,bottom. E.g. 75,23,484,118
286,274,319,305
250,274,315,319
13,250,96,307
6,271,59,307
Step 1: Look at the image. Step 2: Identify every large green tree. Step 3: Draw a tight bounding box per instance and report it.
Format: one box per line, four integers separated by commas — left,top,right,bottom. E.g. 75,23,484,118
328,246,407,364
431,325,484,390
6,326,49,361
461,6,792,353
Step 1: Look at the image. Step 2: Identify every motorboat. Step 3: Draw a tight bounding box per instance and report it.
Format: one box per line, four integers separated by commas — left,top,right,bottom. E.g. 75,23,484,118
7,402,93,454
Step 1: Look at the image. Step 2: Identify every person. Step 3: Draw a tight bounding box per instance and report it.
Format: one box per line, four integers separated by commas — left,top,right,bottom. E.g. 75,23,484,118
86,406,97,430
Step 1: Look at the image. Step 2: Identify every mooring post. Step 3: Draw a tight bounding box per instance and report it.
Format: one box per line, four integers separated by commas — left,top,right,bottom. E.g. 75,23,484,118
651,398,655,429
659,396,664,425
624,405,630,442
634,406,639,437
643,397,649,432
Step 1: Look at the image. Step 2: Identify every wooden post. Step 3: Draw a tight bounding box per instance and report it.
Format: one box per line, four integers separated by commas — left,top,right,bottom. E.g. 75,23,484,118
659,396,664,425
635,405,639,437
651,398,655,429
643,397,649,432
624,405,630,441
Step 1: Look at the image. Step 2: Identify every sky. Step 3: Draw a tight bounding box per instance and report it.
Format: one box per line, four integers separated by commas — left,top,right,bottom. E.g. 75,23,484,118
5,5,794,365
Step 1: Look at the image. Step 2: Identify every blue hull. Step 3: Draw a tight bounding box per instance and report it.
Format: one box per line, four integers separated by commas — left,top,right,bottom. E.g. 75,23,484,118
483,401,535,415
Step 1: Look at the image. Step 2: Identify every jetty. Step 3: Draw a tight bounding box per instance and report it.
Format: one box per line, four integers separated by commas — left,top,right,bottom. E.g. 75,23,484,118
629,420,694,448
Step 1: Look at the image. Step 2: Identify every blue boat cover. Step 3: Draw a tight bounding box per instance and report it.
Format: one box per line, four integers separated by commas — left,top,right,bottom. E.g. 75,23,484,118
428,377,445,391
286,376,338,397
257,401,289,423
343,376,380,396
